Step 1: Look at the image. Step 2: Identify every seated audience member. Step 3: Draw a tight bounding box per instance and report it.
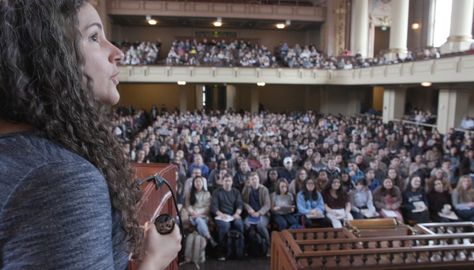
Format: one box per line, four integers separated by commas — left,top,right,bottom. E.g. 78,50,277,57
452,175,474,222
241,172,271,249
348,178,378,219
189,154,210,178
297,178,331,228
322,178,353,228
340,171,354,193
279,157,297,182
266,168,280,193
185,176,217,247
271,179,299,230
256,155,272,187
373,178,404,223
316,170,329,192
366,169,382,192
211,174,244,260
387,167,406,191
208,158,229,192
183,168,207,199
401,175,430,224
289,168,308,197
427,178,459,222
154,145,171,163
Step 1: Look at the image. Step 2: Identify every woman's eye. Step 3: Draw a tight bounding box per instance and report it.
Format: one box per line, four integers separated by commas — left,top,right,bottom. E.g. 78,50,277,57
90,33,99,42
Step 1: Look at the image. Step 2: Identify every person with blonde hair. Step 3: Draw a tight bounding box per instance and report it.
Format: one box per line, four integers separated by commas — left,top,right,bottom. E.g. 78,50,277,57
452,175,474,222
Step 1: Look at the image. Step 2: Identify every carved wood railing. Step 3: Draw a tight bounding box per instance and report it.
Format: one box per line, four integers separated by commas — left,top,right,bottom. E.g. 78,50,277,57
271,222,474,270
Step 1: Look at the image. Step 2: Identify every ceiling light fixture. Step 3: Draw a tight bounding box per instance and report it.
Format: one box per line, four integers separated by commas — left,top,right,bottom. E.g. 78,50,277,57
213,17,222,27
276,23,285,29
177,81,187,85
257,82,266,87
420,82,432,87
411,23,420,30
146,15,157,25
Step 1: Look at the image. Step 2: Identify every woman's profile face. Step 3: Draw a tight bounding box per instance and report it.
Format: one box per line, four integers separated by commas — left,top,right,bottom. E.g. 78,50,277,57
78,3,123,105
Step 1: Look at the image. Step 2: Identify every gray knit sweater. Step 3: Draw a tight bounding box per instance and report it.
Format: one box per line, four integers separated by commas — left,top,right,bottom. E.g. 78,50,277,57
0,131,128,269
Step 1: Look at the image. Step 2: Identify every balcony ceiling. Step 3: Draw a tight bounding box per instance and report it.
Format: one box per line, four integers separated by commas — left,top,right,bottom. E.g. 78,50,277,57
110,15,322,31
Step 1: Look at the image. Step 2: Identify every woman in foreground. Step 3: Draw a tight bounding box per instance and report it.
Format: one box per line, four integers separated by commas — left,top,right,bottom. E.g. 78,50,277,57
0,1,180,269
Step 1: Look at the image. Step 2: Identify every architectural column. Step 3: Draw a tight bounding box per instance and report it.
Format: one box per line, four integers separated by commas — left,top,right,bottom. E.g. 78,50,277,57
226,84,236,111
323,0,348,56
437,89,471,133
195,84,204,111
382,88,407,123
351,0,369,57
250,88,259,114
385,0,410,60
440,0,474,54
179,86,187,113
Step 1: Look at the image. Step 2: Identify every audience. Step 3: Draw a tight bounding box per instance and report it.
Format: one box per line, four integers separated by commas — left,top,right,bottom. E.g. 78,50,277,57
112,106,474,260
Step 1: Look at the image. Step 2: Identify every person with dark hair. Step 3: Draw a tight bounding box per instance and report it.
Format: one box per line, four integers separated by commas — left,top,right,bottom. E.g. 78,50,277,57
271,179,299,230
265,168,280,193
210,174,244,260
289,168,308,197
401,175,430,224
322,178,353,228
207,158,229,192
373,178,404,223
0,1,180,269
184,176,217,246
427,178,459,222
348,178,378,219
296,179,331,228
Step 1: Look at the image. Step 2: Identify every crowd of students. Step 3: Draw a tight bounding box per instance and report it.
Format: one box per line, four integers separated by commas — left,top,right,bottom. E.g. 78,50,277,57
113,107,474,261
114,38,449,70
165,39,276,68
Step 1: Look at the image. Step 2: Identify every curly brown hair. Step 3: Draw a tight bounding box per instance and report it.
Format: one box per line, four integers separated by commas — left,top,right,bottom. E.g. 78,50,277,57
0,0,142,256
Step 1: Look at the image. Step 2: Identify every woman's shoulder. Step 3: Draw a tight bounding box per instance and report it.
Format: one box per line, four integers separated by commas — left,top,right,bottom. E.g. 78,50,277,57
0,132,107,209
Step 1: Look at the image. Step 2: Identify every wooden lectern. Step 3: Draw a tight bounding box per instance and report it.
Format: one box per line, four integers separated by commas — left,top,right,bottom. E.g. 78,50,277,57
128,163,179,270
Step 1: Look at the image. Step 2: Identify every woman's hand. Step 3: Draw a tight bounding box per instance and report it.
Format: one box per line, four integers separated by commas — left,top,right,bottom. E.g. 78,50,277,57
139,222,182,270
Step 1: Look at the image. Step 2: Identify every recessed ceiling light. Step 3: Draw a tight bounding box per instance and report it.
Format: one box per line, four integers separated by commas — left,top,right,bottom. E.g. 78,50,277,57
411,23,420,30
146,15,157,25
177,81,186,85
257,82,266,87
421,82,432,87
276,23,285,29
213,17,222,27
